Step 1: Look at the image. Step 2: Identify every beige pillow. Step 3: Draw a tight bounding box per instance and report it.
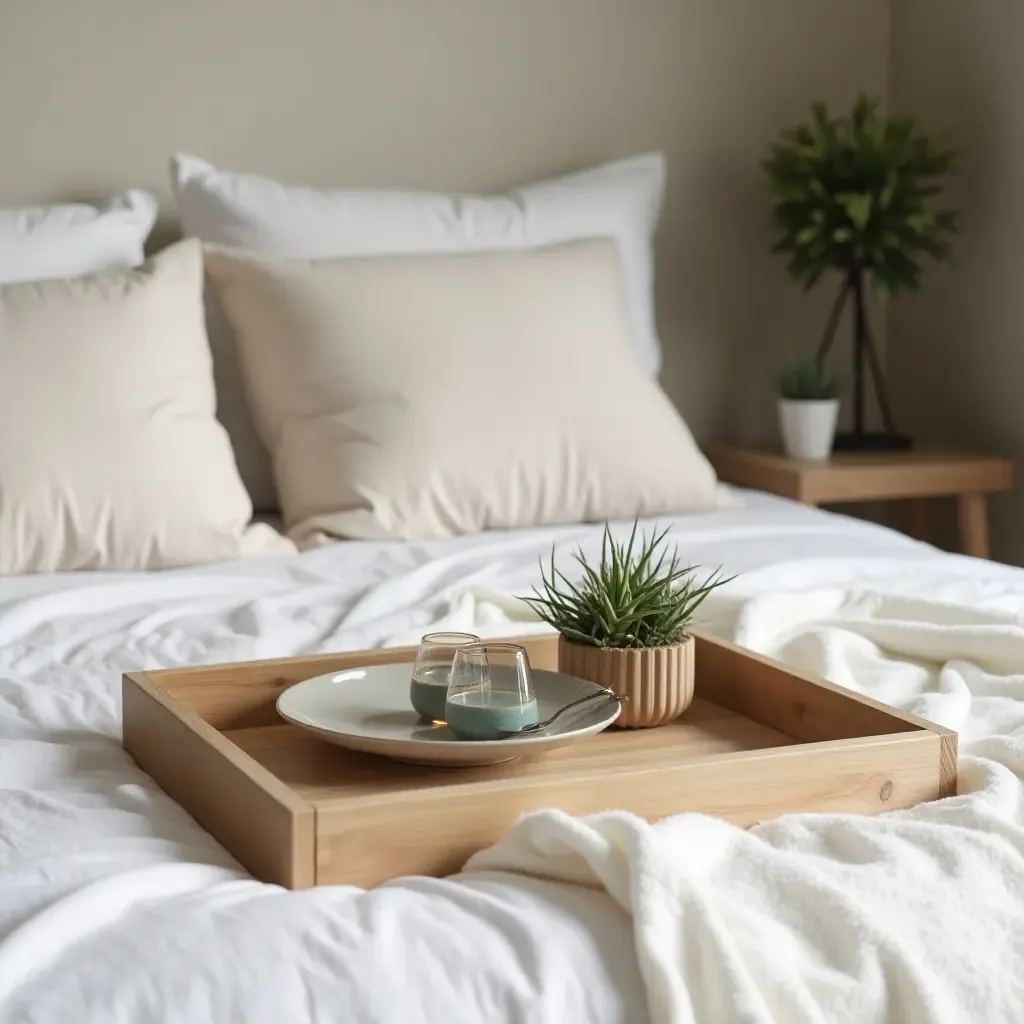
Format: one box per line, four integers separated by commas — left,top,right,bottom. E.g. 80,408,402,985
204,239,722,544
0,239,294,573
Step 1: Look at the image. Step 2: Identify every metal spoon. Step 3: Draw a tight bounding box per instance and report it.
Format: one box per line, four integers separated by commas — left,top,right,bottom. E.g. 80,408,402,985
499,689,629,737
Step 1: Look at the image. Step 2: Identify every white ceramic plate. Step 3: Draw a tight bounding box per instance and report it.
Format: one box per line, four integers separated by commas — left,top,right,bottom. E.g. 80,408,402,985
276,663,621,767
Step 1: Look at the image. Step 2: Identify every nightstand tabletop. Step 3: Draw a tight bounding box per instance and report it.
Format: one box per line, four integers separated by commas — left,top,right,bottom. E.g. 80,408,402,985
707,445,1014,506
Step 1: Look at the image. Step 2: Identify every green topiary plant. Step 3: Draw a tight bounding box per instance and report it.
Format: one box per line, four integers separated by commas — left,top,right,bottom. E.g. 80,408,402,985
777,356,842,401
761,94,958,449
763,93,957,299
521,521,733,649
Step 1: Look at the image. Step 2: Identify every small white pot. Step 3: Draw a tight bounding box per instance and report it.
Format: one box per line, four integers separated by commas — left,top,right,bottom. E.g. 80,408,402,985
778,398,839,461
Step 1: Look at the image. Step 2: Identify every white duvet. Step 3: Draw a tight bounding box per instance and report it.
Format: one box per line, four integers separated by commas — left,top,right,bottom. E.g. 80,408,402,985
1,492,1023,1022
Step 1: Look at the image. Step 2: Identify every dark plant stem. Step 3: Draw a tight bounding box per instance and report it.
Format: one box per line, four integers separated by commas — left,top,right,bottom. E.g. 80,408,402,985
850,270,897,436
850,271,866,437
815,278,850,363
862,312,897,435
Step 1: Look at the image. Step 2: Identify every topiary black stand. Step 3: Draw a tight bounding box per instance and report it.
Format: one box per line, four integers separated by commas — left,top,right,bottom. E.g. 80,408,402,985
816,270,912,452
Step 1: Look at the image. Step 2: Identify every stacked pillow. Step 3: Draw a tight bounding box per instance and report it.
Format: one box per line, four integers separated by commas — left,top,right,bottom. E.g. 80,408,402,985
172,152,670,512
173,154,725,546
0,196,293,573
0,155,724,573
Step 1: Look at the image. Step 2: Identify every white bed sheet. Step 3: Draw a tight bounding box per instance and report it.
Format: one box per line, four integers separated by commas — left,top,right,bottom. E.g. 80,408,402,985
0,493,983,1022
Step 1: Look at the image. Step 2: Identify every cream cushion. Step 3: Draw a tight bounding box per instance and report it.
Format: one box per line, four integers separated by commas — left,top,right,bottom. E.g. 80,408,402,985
204,239,721,544
0,239,294,573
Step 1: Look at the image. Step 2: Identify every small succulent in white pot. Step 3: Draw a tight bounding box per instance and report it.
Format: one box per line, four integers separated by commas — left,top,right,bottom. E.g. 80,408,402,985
521,522,733,728
777,356,842,461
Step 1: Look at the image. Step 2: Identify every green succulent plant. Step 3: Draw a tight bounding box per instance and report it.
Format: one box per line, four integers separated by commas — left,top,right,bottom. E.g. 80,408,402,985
777,356,842,401
762,93,958,299
521,521,734,649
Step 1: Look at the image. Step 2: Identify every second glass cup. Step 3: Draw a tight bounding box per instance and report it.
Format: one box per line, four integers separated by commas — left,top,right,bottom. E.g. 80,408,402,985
445,642,539,741
410,632,481,722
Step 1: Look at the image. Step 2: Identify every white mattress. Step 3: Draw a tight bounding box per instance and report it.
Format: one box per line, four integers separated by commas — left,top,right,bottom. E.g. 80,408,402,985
0,494,980,1021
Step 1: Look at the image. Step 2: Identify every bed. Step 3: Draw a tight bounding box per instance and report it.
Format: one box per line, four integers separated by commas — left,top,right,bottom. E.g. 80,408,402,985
1,100,1022,1017
2,491,1023,1022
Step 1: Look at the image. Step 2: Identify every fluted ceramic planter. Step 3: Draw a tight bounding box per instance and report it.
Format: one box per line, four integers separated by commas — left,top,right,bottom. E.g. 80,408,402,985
558,634,695,728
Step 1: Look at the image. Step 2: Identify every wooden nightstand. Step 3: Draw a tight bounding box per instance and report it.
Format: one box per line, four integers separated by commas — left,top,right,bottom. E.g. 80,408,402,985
707,445,1014,559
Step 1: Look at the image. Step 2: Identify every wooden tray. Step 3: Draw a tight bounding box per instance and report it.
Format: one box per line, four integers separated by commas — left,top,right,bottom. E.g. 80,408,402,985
122,631,957,889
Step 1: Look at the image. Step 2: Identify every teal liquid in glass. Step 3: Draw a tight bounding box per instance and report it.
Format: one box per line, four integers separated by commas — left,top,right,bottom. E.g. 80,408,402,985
409,666,452,722
444,691,539,741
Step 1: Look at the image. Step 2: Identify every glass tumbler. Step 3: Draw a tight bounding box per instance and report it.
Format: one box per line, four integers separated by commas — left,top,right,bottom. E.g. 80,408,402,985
410,632,480,722
445,643,539,741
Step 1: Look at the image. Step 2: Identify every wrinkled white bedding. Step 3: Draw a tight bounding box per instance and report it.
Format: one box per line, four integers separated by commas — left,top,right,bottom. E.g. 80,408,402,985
474,581,1024,1023
0,492,1016,1022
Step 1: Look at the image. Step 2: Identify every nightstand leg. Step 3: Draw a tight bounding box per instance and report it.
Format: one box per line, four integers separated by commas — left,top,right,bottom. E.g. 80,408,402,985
956,493,990,559
905,499,932,544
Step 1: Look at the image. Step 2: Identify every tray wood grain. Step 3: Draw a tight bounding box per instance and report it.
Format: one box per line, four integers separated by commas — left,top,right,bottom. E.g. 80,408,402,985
123,630,956,889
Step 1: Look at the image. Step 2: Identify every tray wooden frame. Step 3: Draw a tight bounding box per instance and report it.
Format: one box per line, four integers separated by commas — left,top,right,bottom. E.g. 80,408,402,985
123,630,957,889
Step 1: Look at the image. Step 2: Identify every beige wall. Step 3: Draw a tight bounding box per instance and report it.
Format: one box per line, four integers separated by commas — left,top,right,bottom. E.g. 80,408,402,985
0,0,889,448
889,2,1023,562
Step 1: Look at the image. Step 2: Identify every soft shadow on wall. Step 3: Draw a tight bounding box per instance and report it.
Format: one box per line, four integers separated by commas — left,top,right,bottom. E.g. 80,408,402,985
655,0,891,451
888,0,1022,564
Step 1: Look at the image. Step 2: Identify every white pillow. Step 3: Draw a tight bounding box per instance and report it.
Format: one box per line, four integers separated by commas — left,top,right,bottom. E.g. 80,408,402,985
0,190,158,283
171,152,667,511
0,239,294,574
204,239,722,545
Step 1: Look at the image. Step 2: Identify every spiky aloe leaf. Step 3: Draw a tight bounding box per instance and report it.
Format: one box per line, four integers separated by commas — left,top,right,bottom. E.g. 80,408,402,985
520,520,736,650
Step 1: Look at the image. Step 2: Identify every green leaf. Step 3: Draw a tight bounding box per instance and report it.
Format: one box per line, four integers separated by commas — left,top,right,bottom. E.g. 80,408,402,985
777,356,842,400
837,192,873,229
878,172,898,210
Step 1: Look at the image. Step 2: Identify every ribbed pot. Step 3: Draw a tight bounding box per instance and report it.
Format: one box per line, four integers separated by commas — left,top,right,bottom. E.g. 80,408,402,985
558,635,695,728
